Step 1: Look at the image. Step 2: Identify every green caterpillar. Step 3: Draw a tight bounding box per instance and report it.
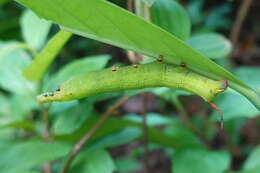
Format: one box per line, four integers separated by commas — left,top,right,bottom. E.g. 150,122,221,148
38,62,227,103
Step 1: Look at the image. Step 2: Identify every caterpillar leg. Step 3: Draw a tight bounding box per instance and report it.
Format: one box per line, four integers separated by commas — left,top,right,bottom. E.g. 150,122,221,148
219,79,228,90
208,102,223,129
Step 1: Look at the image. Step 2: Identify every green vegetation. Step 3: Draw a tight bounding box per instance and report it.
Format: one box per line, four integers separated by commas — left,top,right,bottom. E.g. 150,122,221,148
0,0,259,173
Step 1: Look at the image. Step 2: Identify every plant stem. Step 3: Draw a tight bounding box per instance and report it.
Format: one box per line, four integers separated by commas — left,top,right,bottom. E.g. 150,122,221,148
230,0,253,47
42,107,52,173
59,97,128,173
135,0,151,21
141,93,150,173
127,0,134,12
171,97,207,143
172,97,190,124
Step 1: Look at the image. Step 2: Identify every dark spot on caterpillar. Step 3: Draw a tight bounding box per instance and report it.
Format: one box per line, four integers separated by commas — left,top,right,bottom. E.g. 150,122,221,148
180,62,186,67
56,87,61,92
43,93,48,97
49,92,54,97
111,65,117,72
157,55,164,62
132,64,139,68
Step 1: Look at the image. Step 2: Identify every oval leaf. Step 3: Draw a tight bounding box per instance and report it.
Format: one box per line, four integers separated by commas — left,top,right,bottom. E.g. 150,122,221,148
20,10,51,51
151,0,191,41
187,33,232,59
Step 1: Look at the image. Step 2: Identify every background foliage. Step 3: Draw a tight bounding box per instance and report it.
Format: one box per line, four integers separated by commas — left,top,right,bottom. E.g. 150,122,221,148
0,0,260,173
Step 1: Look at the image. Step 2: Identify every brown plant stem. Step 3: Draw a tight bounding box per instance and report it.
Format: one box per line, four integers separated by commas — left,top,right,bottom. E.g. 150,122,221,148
171,97,208,146
230,0,253,47
127,0,134,13
42,107,52,173
59,97,128,173
141,93,150,173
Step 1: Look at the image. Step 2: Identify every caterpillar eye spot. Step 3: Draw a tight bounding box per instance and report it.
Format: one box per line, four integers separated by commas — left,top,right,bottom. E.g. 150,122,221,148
43,93,48,97
56,87,61,92
157,55,164,62
132,64,139,68
49,92,54,97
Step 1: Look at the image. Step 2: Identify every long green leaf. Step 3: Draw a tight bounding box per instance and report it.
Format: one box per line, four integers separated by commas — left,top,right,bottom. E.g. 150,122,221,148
173,149,230,173
23,30,72,81
15,0,260,110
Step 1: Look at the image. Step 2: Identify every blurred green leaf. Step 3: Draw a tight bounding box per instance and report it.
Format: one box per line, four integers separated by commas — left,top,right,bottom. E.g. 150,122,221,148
89,127,142,150
0,94,33,139
10,94,38,120
0,44,38,121
173,149,230,173
224,118,246,145
164,124,201,149
205,3,231,31
115,157,140,173
187,33,232,59
152,87,192,100
0,47,36,95
234,67,260,89
187,0,204,26
45,55,111,91
125,113,173,126
0,121,35,131
23,30,72,81
70,149,116,173
0,41,30,60
0,140,70,173
20,10,51,50
56,116,201,149
0,94,11,116
243,145,260,171
53,101,94,135
49,100,79,115
15,0,260,111
151,0,191,40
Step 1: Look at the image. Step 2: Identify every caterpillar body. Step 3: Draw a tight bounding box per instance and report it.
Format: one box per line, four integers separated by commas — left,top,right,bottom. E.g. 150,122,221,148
38,62,227,103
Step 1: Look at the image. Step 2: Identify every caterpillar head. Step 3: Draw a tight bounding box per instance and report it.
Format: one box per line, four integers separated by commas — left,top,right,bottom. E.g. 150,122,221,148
37,86,67,103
